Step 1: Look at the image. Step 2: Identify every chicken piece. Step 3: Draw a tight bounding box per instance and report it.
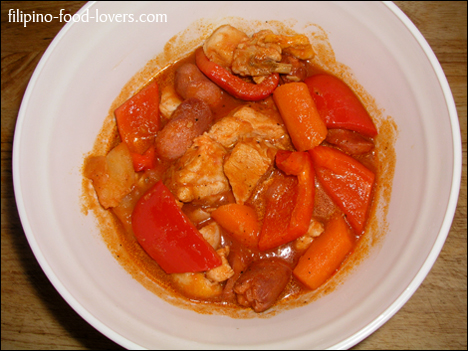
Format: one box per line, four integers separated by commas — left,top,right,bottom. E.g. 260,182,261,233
159,85,182,121
165,134,230,203
205,246,234,283
207,115,253,149
84,142,136,209
208,106,291,150
171,272,223,299
199,222,221,250
232,30,286,77
231,30,314,77
263,32,314,60
224,139,277,204
183,204,211,227
233,106,291,148
203,25,248,68
294,219,325,251
233,258,292,313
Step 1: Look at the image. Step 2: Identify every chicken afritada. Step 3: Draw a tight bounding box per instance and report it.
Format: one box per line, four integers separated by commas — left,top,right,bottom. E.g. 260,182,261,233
83,24,389,315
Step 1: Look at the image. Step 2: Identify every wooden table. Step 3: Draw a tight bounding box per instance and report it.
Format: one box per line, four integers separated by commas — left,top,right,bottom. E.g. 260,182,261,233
1,2,466,349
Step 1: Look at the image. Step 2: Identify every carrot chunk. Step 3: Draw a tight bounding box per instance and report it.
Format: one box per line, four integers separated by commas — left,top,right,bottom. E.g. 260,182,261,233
273,82,328,151
293,214,354,290
211,204,261,250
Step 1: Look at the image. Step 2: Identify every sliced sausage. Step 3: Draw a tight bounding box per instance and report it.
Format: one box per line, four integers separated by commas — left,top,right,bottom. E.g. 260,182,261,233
233,258,292,313
222,244,252,303
175,63,223,110
155,98,213,160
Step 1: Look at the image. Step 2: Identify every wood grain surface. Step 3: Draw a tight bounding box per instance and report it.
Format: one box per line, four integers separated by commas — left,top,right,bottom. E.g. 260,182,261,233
1,1,466,349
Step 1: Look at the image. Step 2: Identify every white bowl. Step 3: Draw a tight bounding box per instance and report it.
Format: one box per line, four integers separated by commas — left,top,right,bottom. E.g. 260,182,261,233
13,1,461,349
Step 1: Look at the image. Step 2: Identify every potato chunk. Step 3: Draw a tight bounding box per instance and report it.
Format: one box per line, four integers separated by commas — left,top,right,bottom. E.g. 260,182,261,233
171,272,223,299
84,142,136,209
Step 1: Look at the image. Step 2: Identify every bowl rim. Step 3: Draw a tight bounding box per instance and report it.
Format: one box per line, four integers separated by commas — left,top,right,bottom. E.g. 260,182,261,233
12,1,462,349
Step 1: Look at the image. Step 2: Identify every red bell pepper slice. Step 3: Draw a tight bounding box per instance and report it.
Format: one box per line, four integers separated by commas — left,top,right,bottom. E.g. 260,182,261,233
131,145,156,172
132,181,222,274
258,151,315,251
304,74,378,137
115,80,161,156
276,151,315,237
258,174,298,251
309,146,375,234
195,47,279,101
